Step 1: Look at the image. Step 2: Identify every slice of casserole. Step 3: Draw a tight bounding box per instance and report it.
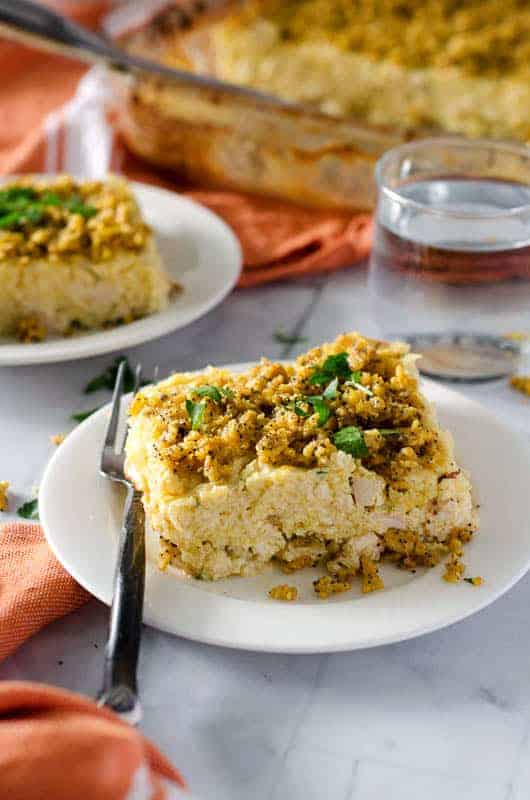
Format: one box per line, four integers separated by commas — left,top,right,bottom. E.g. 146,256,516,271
0,175,172,342
125,333,478,589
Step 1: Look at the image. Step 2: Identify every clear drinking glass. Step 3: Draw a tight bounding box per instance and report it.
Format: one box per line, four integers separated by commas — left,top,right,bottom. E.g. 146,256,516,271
368,138,530,380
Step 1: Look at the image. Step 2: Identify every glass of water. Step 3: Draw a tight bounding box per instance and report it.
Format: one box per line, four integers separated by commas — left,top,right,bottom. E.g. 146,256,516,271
368,138,530,381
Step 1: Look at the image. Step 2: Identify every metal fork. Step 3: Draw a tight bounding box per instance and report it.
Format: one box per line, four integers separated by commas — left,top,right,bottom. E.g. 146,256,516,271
98,361,145,725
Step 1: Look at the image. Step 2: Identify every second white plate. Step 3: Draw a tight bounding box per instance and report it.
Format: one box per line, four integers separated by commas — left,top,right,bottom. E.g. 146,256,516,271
0,181,241,365
40,372,530,653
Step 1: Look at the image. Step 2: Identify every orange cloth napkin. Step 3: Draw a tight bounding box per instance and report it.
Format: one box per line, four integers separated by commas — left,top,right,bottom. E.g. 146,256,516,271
0,522,90,662
0,681,186,799
0,522,189,799
0,1,373,287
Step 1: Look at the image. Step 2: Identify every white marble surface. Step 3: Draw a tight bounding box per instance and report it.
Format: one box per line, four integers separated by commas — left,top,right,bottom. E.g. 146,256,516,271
1,267,529,799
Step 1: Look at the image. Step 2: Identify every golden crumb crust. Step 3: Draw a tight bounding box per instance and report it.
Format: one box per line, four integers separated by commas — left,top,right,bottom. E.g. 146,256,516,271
0,175,150,264
234,0,530,79
128,332,444,487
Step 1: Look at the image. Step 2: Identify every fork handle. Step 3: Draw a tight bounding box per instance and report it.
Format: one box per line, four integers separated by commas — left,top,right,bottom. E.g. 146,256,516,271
98,487,145,726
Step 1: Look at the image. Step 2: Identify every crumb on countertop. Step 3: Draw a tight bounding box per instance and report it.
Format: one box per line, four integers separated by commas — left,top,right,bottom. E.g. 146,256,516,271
50,433,66,446
0,481,9,511
269,584,298,601
510,376,530,397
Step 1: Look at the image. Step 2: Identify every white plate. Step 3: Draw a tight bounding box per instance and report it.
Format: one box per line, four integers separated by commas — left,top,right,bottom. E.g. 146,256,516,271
40,369,530,653
0,182,241,365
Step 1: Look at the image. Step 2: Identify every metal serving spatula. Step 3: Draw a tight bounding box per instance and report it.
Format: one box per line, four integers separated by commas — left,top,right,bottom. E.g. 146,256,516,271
0,0,293,110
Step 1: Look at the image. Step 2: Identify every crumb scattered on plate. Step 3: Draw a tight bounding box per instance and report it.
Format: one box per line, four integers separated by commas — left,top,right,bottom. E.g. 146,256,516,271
269,584,298,601
464,576,484,586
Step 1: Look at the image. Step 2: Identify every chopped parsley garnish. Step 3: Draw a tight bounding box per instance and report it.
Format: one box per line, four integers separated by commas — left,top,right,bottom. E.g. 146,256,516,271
193,385,222,402
346,370,373,397
0,187,37,204
289,398,311,418
84,357,145,394
322,377,339,400
220,386,234,399
0,187,96,230
273,329,308,345
305,395,331,426
62,196,97,218
310,352,352,386
290,391,332,426
17,497,39,520
333,426,369,458
310,354,374,397
378,428,404,436
71,407,101,423
186,399,206,430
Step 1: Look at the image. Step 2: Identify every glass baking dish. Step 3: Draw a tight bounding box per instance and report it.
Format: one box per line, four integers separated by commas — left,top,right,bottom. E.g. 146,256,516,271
110,2,418,210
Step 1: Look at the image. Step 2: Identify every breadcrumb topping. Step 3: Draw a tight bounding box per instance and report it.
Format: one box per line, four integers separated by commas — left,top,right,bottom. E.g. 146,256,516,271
129,332,442,487
0,176,150,264
240,0,530,78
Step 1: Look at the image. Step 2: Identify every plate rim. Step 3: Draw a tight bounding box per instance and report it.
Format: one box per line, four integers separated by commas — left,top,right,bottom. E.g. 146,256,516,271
39,369,530,653
0,181,242,366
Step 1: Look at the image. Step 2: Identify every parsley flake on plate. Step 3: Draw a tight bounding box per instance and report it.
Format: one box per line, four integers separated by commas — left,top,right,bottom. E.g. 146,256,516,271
333,426,369,458
273,329,308,345
84,356,146,394
71,407,101,423
17,497,39,521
